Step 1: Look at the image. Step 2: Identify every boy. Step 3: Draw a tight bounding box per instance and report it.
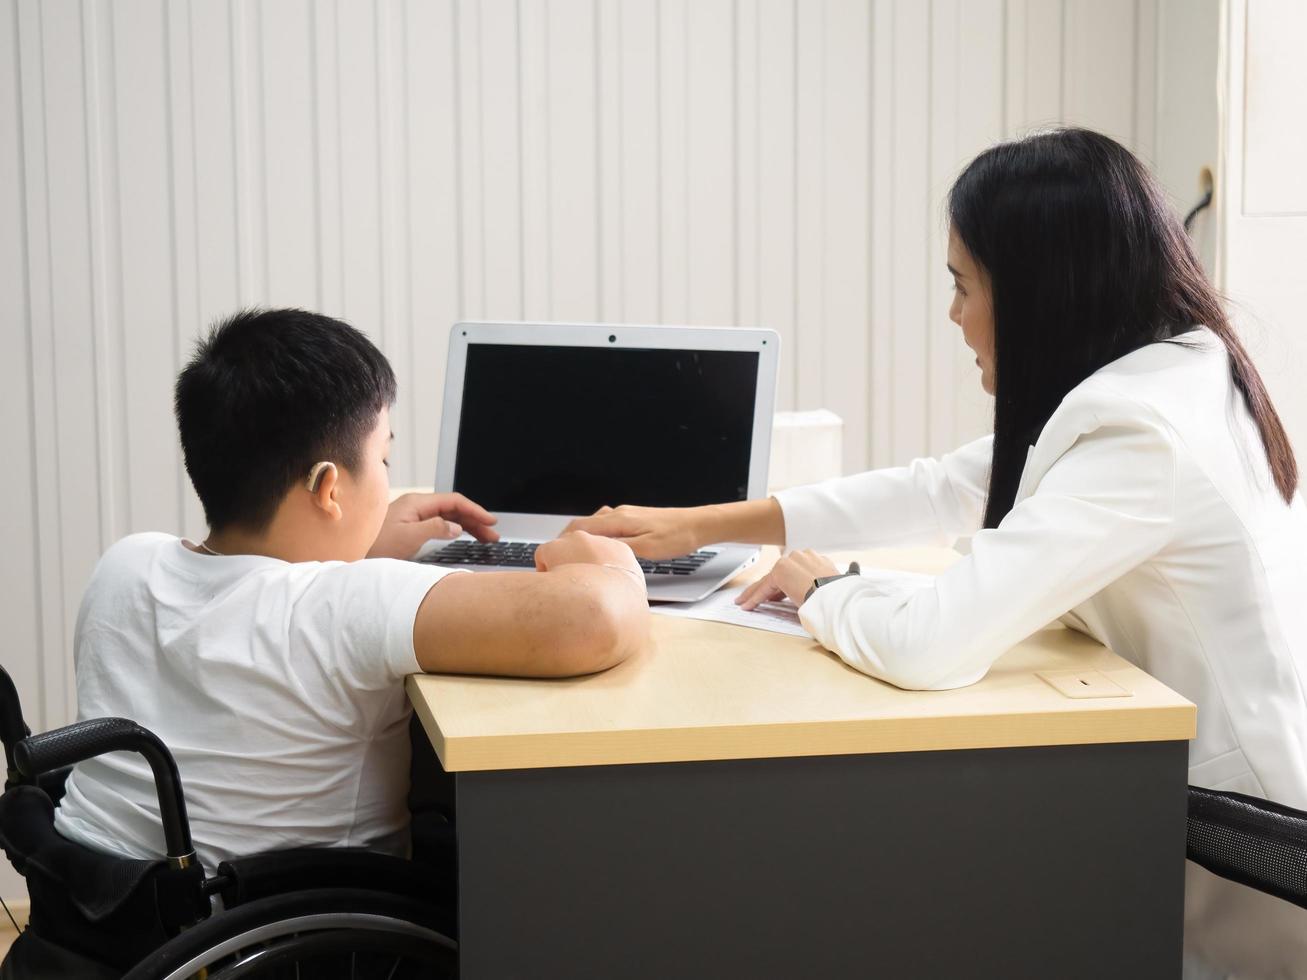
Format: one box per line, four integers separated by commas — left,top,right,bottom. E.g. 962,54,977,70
54,308,648,871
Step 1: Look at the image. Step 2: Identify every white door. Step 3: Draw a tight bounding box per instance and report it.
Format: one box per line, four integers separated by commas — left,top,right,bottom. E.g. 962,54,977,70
1219,0,1307,459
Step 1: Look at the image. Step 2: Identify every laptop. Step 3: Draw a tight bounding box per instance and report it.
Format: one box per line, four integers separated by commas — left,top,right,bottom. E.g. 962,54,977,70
415,321,780,601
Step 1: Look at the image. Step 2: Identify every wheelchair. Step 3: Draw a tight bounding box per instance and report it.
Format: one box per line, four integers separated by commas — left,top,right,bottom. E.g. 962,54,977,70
0,665,458,979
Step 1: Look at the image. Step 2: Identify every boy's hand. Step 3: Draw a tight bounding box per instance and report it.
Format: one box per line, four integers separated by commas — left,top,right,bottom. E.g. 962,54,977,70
368,492,500,560
535,530,642,580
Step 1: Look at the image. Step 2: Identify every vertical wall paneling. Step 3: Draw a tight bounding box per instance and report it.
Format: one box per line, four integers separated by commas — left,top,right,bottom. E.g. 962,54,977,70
1132,0,1158,165
929,0,1006,452
82,0,126,545
0,0,37,899
685,0,735,325
4,0,1170,755
1154,0,1219,273
379,0,418,473
868,0,894,467
657,0,688,322
312,0,344,315
164,0,205,538
887,1,930,466
927,0,961,457
1062,0,1139,147
956,0,1003,449
792,0,823,418
1219,0,1307,458
36,0,104,725
0,0,45,732
734,0,759,334
518,0,550,319
821,0,872,473
112,0,184,538
190,0,244,321
455,0,485,319
546,0,599,320
477,0,523,321
16,0,60,730
1005,0,1064,132
615,0,660,324
405,0,461,483
260,0,317,306
596,0,622,322
754,0,797,411
336,1,384,334
230,0,265,305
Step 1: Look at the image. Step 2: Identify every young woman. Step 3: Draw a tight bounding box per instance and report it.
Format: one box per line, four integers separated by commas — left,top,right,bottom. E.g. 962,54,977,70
568,129,1307,978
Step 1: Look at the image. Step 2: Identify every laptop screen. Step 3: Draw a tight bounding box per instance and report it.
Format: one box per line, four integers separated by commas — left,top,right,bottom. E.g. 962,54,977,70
452,343,759,515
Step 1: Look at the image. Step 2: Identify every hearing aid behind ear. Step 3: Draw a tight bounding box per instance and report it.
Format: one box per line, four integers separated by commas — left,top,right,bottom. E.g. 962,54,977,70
306,461,337,494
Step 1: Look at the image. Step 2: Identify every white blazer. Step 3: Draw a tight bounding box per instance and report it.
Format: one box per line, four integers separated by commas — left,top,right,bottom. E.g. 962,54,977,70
774,327,1307,978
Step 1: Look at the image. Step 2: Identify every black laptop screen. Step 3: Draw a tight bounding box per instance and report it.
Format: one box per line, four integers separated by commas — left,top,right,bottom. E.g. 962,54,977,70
452,343,759,515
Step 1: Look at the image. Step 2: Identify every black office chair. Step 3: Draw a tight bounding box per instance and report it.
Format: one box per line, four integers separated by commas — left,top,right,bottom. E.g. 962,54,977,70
1186,784,1307,909
0,664,458,979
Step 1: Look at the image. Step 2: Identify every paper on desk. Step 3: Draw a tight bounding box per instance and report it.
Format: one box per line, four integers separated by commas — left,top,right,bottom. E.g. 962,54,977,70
651,584,811,638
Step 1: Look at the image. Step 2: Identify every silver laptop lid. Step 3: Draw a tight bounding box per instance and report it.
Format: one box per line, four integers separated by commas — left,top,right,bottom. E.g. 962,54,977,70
435,322,780,519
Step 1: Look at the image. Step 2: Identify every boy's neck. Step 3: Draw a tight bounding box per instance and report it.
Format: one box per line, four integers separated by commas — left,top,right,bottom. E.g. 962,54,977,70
203,516,340,564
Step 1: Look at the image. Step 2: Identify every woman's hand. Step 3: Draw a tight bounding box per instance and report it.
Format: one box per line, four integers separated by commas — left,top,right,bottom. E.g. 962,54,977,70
735,549,840,610
562,505,706,560
368,492,500,559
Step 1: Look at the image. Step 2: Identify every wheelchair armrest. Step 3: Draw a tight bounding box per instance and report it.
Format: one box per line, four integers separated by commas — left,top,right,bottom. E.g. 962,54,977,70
16,718,195,866
1187,785,1307,910
0,665,32,785
217,847,441,911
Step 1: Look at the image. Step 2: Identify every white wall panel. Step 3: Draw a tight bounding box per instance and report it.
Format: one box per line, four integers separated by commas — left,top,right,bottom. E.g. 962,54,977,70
1005,0,1064,131
685,0,735,326
404,0,461,484
792,0,823,417
754,0,797,411
477,0,523,321
114,0,185,537
3,0,1170,764
1063,0,1142,147
0,0,43,736
657,0,689,324
929,0,1006,454
821,0,872,472
1219,0,1307,466
547,0,600,321
614,0,661,324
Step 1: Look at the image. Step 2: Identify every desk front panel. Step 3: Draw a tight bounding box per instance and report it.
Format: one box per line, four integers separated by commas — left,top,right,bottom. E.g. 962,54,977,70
454,739,1187,979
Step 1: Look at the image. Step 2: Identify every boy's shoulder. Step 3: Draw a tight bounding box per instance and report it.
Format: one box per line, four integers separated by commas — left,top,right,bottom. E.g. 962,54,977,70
95,532,179,575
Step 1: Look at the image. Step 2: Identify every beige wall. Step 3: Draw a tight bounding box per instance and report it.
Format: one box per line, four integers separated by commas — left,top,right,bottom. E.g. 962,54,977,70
1218,0,1307,461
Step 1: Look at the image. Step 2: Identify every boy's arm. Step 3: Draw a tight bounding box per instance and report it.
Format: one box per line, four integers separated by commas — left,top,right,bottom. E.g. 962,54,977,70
412,532,650,677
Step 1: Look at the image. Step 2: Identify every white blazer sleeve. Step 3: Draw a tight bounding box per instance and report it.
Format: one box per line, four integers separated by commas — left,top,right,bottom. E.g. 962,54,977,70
773,435,992,552
797,419,1176,690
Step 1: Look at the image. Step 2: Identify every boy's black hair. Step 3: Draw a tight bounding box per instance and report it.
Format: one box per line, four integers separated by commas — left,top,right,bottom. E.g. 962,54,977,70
175,308,397,532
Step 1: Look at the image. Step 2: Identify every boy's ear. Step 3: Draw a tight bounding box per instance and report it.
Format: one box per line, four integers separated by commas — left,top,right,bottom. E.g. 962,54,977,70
308,462,343,521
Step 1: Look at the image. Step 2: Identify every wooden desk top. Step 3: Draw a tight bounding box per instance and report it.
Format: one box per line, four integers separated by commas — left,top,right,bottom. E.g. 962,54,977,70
407,547,1196,772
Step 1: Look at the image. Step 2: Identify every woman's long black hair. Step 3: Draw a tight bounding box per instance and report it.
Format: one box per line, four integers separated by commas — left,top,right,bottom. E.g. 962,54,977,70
948,127,1298,528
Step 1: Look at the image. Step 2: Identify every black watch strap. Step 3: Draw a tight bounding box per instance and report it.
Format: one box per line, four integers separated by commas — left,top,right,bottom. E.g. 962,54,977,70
803,561,861,603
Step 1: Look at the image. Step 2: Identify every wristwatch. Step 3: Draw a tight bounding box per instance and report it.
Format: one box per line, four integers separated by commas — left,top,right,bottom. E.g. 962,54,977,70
803,561,861,603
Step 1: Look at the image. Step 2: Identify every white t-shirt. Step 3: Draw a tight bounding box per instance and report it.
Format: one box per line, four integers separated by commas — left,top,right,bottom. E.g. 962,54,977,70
54,533,460,872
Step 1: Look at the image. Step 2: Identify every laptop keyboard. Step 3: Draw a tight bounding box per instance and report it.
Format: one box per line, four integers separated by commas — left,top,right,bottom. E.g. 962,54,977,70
418,540,715,576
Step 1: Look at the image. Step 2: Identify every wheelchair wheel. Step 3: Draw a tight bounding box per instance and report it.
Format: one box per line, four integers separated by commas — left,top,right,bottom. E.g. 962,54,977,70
121,887,456,980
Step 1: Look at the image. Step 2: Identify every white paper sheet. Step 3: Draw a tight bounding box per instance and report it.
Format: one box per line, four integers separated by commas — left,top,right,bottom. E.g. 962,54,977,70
651,584,811,638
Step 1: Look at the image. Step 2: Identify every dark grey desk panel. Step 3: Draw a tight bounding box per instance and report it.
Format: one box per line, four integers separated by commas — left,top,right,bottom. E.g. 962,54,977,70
457,740,1187,979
